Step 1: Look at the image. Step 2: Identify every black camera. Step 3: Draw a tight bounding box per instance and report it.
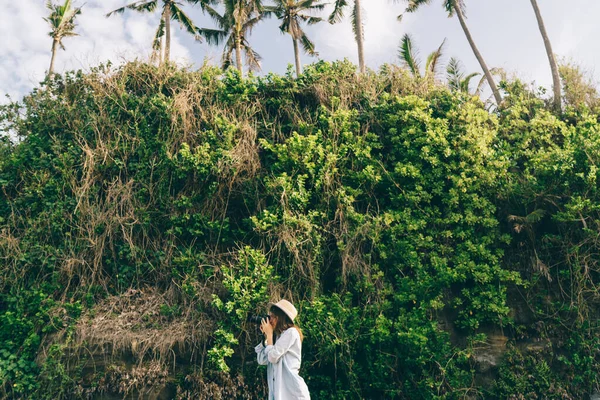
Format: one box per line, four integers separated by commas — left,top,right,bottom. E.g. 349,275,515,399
247,314,270,324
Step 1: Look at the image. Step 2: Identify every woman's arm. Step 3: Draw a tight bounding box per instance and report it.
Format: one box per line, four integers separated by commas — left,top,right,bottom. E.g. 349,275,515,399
255,340,269,365
265,328,298,364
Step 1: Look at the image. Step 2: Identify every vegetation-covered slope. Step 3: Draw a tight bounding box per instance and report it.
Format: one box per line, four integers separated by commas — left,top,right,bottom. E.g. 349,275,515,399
1,61,600,399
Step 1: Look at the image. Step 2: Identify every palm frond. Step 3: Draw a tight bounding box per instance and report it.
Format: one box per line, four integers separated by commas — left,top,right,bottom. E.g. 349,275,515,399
152,16,166,50
242,40,262,71
461,72,480,93
446,57,464,91
63,0,72,13
261,7,276,20
221,35,236,69
186,0,220,10
106,0,157,17
128,0,158,13
399,34,421,78
202,5,227,28
328,0,348,24
301,0,326,12
405,0,432,13
199,28,228,45
279,17,292,34
243,15,264,35
170,3,202,41
61,31,79,38
297,0,319,8
249,0,266,13
424,38,446,79
306,16,323,25
299,32,317,56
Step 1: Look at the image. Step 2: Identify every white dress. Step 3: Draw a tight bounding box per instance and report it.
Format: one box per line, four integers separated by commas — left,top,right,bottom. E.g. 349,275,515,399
255,327,311,400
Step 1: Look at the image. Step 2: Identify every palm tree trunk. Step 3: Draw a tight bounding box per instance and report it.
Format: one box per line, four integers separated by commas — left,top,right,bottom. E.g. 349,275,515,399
235,34,243,75
530,0,561,112
354,0,365,74
160,34,164,65
293,38,301,77
48,38,58,76
454,5,502,105
164,5,171,64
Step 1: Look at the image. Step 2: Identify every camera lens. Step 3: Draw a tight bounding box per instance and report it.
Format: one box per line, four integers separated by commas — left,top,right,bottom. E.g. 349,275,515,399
247,314,270,324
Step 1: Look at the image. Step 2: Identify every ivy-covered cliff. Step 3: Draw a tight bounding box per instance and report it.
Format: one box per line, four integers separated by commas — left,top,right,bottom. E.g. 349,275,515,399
1,61,599,399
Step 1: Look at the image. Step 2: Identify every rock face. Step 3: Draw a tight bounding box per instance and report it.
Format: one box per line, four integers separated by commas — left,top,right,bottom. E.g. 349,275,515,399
473,333,509,374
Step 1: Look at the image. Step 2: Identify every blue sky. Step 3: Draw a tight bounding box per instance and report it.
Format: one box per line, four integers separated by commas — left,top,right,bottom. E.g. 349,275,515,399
2,0,600,103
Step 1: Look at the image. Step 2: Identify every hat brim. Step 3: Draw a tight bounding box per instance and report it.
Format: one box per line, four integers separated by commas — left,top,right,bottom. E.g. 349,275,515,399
268,303,296,322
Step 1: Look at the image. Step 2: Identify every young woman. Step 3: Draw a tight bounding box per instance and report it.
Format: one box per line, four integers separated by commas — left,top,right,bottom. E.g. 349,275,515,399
255,299,310,400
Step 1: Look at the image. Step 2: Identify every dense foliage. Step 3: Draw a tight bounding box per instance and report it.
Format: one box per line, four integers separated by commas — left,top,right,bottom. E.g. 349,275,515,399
1,61,600,399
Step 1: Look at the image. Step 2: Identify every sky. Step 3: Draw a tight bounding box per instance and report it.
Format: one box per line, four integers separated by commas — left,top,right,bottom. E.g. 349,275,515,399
2,0,600,103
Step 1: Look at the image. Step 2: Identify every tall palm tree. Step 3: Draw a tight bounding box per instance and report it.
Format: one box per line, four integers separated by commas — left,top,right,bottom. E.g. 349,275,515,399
399,0,502,105
529,0,561,112
329,0,366,74
269,0,326,77
201,0,267,74
399,34,445,80
106,0,209,64
44,0,82,77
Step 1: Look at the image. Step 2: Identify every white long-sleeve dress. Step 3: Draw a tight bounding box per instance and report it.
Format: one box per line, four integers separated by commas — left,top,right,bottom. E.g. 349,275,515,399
255,327,311,400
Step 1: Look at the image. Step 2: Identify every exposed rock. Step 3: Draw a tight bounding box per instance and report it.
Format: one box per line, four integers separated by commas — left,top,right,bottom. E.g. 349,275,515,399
473,334,508,374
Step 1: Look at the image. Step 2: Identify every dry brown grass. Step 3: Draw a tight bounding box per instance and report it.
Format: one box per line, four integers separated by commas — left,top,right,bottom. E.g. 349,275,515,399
75,287,212,367
0,227,23,290
98,360,170,398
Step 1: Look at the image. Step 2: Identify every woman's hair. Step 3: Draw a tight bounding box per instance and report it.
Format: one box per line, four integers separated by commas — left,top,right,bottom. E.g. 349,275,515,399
270,305,304,342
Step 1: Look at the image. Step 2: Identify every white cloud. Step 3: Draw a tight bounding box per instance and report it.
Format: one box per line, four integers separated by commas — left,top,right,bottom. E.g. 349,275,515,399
3,0,600,103
312,0,407,67
0,0,192,103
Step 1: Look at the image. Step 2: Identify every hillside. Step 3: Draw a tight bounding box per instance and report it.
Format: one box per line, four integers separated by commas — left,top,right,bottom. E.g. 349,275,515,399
1,61,600,399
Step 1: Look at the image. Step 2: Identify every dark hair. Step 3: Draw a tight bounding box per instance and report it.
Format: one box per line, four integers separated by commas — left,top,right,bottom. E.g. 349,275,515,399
270,305,304,342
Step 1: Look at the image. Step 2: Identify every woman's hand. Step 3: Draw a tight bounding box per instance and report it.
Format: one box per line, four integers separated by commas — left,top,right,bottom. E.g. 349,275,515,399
260,318,273,335
260,318,274,345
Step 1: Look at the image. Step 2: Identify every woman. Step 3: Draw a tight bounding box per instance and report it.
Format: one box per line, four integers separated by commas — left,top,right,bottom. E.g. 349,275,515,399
255,299,310,400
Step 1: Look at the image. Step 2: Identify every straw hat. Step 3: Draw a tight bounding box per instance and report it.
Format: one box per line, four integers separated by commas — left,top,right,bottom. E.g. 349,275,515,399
270,299,298,322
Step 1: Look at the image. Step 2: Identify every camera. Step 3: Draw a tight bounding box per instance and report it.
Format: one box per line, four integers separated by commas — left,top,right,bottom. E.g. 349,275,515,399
247,314,270,324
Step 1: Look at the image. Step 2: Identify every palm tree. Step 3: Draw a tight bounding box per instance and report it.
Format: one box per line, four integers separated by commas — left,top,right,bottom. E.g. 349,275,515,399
399,0,502,105
201,0,267,74
106,0,209,64
269,0,326,77
44,0,82,77
399,34,445,80
329,0,366,74
529,0,561,112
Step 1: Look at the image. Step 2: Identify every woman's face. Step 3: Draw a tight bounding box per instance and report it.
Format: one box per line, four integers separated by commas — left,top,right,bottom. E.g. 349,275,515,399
269,312,278,329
